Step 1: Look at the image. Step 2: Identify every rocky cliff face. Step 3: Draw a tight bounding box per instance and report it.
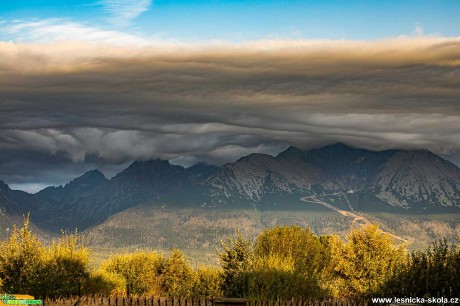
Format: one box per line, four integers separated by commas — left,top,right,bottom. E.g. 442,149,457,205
368,150,460,209
204,144,460,211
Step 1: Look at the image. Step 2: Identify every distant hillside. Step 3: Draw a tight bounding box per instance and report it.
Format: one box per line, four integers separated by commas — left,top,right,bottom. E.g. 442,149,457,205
2,143,459,236
84,203,460,262
84,202,351,263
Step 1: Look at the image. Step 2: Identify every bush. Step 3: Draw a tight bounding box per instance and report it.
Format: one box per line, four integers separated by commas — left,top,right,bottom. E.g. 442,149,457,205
99,249,200,297
0,215,92,298
82,270,126,296
0,216,43,295
41,231,91,297
100,251,165,296
190,267,222,298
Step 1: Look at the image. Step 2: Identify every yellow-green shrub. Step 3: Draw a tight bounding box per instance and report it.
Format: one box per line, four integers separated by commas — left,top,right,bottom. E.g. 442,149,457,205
41,231,92,296
159,249,193,297
100,251,165,296
0,216,44,295
0,216,92,298
82,270,126,296
329,224,406,299
190,267,222,297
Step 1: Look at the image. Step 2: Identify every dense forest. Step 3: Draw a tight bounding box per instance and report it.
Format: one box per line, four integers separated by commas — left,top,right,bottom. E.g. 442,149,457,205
0,216,459,302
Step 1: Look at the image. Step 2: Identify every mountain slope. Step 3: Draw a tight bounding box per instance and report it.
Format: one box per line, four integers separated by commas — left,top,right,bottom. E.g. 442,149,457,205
0,181,21,235
277,143,397,186
0,181,42,239
206,154,320,204
368,150,460,209
0,181,21,215
8,144,460,233
204,144,460,211
19,160,219,231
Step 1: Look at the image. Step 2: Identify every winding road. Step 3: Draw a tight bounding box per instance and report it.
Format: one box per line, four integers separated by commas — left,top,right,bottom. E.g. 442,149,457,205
300,194,413,245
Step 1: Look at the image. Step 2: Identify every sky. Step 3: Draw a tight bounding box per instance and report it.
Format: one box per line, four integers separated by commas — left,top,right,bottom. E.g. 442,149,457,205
0,0,460,192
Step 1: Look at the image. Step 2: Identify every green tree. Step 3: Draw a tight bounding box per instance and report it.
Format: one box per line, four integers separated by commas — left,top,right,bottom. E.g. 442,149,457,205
159,249,193,296
383,238,460,298
0,216,92,298
252,226,331,299
330,224,405,299
0,215,44,295
217,230,254,297
40,231,92,297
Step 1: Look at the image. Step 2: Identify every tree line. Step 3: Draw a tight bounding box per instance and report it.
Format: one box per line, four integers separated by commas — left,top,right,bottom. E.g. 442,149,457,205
0,216,459,301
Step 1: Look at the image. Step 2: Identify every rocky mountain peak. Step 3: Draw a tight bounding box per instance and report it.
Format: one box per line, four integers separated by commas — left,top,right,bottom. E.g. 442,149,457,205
69,169,107,186
116,159,181,177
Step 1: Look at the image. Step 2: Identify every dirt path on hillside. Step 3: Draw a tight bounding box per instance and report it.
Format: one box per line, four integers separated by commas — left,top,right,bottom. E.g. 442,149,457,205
300,195,413,245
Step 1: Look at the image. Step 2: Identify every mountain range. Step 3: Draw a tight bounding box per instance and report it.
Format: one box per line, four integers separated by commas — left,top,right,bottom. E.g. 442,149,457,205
1,143,460,238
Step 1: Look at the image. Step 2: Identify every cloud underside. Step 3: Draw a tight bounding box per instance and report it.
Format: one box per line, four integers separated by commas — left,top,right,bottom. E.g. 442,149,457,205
1,37,460,186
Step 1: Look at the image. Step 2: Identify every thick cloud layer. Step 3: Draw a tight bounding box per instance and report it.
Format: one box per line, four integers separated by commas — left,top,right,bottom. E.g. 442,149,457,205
1,37,460,191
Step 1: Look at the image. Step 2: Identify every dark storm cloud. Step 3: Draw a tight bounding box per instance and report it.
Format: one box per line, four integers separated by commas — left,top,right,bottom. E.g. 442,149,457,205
1,38,460,189
0,149,130,192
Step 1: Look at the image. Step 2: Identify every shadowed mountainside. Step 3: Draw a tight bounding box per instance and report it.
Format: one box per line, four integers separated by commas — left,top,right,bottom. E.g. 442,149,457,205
1,143,459,235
